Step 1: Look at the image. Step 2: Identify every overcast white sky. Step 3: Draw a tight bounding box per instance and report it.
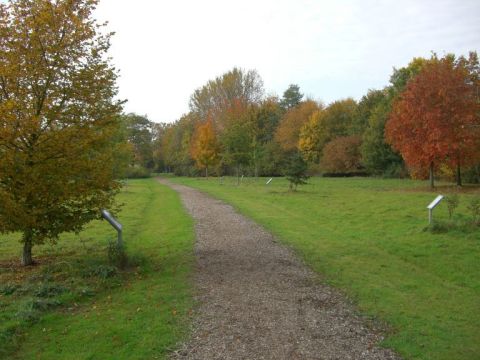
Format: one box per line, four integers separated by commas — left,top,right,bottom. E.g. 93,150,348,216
95,0,480,123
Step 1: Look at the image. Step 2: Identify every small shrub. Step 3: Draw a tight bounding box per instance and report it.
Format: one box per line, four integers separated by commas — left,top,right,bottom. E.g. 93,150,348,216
108,241,128,269
30,298,62,311
87,264,118,279
467,196,480,225
428,221,450,234
15,298,62,323
284,152,309,191
0,284,19,296
34,283,67,298
445,194,460,219
125,166,151,179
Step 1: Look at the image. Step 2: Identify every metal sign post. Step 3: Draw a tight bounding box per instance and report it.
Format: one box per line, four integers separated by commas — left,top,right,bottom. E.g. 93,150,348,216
101,209,123,248
427,195,444,225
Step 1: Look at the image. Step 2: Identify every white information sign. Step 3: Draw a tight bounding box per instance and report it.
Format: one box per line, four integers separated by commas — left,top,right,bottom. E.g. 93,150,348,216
427,195,444,224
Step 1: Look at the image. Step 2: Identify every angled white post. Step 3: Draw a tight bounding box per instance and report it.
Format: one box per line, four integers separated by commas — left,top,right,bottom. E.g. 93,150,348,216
101,209,123,247
427,195,444,225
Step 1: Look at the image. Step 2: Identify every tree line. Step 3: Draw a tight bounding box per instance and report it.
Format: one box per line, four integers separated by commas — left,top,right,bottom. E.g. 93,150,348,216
124,53,480,187
0,0,478,266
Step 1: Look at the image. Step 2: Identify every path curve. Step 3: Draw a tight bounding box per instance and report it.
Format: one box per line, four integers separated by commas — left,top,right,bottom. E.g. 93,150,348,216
159,178,399,360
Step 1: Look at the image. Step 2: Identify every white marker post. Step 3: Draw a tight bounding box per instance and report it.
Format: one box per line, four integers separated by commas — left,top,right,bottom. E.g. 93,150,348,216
101,209,123,248
427,195,444,225
266,178,273,185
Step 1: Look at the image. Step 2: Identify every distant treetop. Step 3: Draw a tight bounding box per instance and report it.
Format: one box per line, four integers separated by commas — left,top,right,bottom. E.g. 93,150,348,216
281,84,304,110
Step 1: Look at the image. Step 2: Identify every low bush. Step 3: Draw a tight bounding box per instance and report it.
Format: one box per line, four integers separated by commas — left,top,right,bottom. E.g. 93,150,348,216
125,166,151,179
467,196,480,225
34,283,67,298
0,284,19,296
445,194,460,219
85,264,118,279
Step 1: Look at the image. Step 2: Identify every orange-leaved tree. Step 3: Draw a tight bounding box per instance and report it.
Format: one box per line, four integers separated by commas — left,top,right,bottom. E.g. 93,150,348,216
0,0,124,265
320,135,363,174
191,117,221,177
275,100,320,152
386,55,480,188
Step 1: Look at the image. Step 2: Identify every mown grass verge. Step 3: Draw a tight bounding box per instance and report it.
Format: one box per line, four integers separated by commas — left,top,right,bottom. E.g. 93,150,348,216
0,178,194,359
167,175,480,360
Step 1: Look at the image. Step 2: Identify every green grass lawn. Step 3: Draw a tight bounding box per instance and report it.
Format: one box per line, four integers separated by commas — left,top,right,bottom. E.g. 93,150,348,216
167,175,480,360
0,178,194,359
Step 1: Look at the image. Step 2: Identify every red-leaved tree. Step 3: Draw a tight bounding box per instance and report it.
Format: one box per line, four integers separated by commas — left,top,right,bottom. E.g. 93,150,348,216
386,56,480,188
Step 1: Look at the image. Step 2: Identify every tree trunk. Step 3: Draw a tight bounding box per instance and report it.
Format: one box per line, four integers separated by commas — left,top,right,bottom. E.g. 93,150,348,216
236,165,240,186
205,167,208,179
429,162,435,189
22,231,34,266
456,163,462,187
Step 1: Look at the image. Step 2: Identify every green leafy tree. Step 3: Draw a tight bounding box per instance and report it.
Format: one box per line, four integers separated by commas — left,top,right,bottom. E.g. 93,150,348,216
280,84,303,110
0,0,123,265
248,97,283,176
284,152,309,191
221,101,254,183
122,113,154,170
353,89,386,135
361,98,403,176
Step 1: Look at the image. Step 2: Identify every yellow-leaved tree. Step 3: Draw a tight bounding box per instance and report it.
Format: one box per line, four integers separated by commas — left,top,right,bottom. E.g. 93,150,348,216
0,0,124,265
190,118,220,177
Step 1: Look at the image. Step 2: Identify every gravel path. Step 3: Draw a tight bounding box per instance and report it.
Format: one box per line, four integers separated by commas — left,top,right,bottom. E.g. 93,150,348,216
159,179,400,360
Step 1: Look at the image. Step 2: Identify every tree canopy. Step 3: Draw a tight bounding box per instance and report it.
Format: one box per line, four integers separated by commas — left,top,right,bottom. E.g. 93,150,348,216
0,0,124,265
190,117,220,177
280,84,303,110
386,54,480,187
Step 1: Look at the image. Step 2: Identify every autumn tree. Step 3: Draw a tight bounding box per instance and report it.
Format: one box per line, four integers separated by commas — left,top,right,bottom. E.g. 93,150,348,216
298,98,356,163
298,110,324,162
189,67,264,127
386,55,480,188
320,136,363,175
360,59,430,177
275,100,321,152
0,0,124,265
190,117,220,177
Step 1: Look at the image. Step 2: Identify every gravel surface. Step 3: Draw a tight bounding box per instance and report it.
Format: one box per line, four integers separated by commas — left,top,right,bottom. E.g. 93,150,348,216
159,179,400,360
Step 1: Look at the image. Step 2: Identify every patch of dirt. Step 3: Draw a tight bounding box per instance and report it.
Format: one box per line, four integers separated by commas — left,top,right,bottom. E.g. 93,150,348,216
159,178,400,360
